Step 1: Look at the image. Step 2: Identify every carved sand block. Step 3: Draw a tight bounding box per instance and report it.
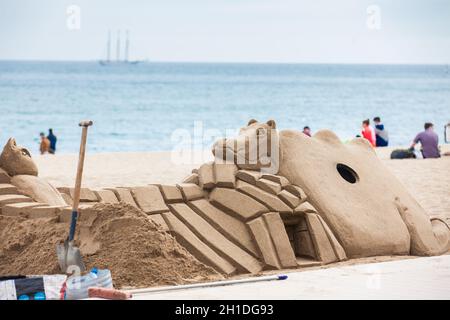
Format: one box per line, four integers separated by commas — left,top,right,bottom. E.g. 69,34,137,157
209,188,269,221
0,183,18,195
214,163,237,188
247,216,281,270
235,180,292,214
59,204,96,224
60,193,73,206
94,190,119,204
261,174,290,188
58,187,98,203
157,184,184,204
189,199,259,257
177,183,204,201
305,213,339,264
235,170,261,185
1,202,46,217
284,185,307,201
278,189,301,209
28,206,66,219
107,188,138,207
262,212,297,268
162,211,237,275
0,194,33,208
131,185,169,215
169,203,263,274
182,173,199,185
255,178,282,195
197,162,215,190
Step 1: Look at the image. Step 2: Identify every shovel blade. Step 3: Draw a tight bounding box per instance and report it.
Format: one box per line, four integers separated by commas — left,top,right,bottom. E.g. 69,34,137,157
56,240,86,273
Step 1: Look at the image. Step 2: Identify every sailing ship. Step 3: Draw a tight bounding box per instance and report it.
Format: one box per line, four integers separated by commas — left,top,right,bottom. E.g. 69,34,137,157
99,30,141,65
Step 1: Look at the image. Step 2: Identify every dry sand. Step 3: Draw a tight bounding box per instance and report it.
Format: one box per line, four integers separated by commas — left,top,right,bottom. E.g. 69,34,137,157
35,145,450,220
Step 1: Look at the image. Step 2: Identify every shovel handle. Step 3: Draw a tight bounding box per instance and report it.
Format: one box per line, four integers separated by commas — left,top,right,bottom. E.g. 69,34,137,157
72,122,92,211
69,121,93,241
69,211,78,242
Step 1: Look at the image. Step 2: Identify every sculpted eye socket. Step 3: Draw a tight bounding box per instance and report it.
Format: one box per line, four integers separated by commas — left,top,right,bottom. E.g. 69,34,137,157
21,149,31,157
336,163,358,184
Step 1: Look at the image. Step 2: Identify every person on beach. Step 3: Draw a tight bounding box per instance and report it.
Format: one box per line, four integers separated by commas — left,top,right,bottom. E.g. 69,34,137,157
373,117,389,147
47,128,57,154
410,122,440,158
39,132,51,154
302,126,311,137
361,119,376,147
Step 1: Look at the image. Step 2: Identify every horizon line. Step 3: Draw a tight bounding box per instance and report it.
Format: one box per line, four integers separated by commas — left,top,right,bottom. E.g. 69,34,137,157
0,59,449,66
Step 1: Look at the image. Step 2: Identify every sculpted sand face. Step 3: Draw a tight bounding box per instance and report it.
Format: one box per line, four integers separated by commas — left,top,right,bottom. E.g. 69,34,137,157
212,119,279,174
0,138,38,176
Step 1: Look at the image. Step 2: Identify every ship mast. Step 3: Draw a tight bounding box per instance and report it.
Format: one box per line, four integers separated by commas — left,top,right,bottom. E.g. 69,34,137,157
124,30,129,62
106,30,111,62
116,30,121,62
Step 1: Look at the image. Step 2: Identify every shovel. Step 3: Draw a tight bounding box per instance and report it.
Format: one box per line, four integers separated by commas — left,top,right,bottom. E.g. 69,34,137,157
57,120,93,274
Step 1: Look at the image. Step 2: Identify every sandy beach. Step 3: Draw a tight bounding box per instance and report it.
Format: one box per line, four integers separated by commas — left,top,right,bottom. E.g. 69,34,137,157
34,145,450,221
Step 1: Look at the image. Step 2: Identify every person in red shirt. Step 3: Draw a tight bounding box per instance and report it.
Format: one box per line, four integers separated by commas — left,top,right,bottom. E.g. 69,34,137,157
361,119,376,147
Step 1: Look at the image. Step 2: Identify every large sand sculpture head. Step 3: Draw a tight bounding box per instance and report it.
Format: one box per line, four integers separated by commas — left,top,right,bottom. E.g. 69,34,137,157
278,129,449,257
212,119,279,173
0,138,38,176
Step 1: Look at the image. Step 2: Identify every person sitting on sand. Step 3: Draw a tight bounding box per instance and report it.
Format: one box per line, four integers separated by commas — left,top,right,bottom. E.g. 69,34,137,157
410,122,440,159
39,132,51,154
361,119,376,147
373,117,389,147
302,126,311,137
47,128,57,154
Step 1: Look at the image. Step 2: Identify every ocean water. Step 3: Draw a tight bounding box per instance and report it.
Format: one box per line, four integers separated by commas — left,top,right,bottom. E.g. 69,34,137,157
0,61,449,154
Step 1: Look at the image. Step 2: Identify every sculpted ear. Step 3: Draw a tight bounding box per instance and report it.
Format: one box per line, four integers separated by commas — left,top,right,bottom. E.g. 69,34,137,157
7,138,16,148
313,129,341,144
266,120,276,129
348,137,375,154
247,119,258,126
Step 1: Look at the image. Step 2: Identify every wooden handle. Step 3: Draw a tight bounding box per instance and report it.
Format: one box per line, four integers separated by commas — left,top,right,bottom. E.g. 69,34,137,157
72,123,91,211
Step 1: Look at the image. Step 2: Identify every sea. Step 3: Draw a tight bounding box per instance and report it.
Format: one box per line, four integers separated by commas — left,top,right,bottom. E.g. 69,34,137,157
0,61,449,154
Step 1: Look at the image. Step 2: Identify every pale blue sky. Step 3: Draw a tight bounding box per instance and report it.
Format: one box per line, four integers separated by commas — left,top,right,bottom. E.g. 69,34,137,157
1,0,449,63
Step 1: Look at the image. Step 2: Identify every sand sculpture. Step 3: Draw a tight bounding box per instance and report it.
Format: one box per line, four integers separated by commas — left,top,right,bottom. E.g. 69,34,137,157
0,120,448,277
